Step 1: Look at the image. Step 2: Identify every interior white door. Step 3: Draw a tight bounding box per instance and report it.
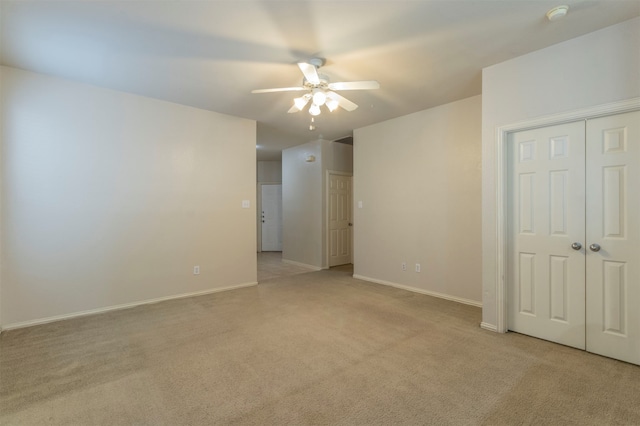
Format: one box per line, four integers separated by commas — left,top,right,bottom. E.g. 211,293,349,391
261,184,282,251
507,121,586,349
507,111,640,365
585,111,640,365
328,174,352,267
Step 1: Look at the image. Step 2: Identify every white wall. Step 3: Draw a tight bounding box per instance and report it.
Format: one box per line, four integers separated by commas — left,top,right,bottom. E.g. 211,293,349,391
481,18,640,329
282,139,353,269
0,67,257,328
354,95,482,305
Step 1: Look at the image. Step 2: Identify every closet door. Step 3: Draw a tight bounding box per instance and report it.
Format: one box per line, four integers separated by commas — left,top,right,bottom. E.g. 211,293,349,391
507,121,586,349
585,111,640,365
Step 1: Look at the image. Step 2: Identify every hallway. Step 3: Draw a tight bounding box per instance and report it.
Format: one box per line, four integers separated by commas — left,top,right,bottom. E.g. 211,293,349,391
257,252,314,282
257,252,353,282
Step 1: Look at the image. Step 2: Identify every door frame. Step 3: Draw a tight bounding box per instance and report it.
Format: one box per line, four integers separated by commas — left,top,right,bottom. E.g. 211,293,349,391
257,182,282,253
325,170,353,268
488,97,640,333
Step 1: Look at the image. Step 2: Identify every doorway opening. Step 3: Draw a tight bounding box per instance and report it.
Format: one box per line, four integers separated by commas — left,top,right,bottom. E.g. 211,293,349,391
326,171,353,268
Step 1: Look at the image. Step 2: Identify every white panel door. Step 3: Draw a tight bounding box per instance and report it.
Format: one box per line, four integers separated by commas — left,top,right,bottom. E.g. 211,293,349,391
507,121,586,349
328,174,352,267
585,111,640,365
261,184,282,251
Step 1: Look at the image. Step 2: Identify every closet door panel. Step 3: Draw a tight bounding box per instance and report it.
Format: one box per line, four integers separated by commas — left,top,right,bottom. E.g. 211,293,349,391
507,121,586,349
586,110,640,365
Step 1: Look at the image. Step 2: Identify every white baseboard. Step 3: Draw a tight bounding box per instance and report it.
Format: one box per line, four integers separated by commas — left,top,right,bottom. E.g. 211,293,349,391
352,274,483,308
480,322,498,332
1,281,259,332
281,258,323,271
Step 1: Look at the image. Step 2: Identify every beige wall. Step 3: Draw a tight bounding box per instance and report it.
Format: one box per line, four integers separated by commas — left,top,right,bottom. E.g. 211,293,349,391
0,67,257,328
353,95,482,305
0,66,3,325
282,141,324,268
481,17,640,329
257,161,282,183
321,141,353,268
282,139,353,269
323,141,353,174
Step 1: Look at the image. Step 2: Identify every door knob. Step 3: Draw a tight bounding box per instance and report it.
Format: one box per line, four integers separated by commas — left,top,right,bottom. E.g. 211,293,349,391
589,243,601,252
571,242,582,250
348,223,353,226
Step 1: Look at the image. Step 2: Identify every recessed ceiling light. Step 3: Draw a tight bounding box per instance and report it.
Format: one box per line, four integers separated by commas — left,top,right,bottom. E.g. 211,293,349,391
547,5,569,21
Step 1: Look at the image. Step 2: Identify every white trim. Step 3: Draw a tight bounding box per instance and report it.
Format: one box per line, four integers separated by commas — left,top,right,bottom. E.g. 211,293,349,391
353,274,482,307
281,258,324,271
491,97,640,333
480,322,498,332
2,281,258,331
497,98,640,134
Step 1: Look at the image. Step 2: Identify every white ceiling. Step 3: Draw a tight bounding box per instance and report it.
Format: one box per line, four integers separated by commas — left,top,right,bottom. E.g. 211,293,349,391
2,1,639,160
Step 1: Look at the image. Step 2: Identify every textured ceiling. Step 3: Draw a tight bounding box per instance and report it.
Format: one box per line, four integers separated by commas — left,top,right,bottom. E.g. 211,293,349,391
2,0,639,160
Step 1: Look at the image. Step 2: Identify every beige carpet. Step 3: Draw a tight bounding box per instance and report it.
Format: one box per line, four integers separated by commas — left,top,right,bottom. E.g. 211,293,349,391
1,266,639,425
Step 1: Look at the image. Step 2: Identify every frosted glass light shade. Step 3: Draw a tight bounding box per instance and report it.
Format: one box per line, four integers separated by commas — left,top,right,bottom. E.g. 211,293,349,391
312,90,326,106
293,95,310,110
326,98,339,112
309,104,321,116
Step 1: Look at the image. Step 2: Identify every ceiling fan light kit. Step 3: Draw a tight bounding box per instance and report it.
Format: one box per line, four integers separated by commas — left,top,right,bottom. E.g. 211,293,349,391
251,57,380,118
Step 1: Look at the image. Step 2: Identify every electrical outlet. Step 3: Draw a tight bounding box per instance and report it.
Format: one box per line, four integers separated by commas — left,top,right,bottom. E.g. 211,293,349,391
193,266,200,275
415,263,421,273
402,262,407,272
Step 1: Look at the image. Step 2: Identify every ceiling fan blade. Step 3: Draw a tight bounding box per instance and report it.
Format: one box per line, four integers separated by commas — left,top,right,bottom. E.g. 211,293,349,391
298,62,320,85
328,81,380,91
251,87,306,94
326,91,358,112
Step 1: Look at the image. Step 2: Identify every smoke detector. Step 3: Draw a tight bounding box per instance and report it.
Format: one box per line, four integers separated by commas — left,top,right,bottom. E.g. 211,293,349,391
547,5,569,21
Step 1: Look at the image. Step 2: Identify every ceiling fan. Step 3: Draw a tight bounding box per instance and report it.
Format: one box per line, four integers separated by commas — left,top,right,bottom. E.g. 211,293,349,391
251,58,380,116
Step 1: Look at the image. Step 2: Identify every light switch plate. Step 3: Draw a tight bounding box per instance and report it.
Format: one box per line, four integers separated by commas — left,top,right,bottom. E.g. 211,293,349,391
242,200,250,208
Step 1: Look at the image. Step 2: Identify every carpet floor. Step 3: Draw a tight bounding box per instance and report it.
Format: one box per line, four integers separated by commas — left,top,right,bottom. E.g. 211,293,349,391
1,266,639,425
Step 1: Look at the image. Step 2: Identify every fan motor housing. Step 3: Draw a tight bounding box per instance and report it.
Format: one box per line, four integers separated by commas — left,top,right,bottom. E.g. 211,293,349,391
303,73,330,90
